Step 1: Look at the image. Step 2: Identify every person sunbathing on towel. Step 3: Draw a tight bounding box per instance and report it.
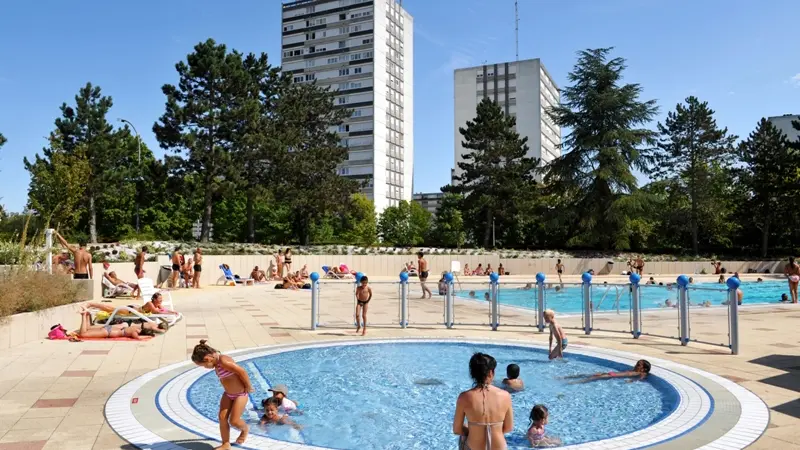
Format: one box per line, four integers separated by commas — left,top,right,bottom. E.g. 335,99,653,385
84,293,177,316
76,310,153,340
300,265,309,279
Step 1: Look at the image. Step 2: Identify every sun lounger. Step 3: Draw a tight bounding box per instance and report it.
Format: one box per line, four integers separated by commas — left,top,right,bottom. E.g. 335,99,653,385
218,265,255,286
90,305,182,327
102,276,134,298
138,277,176,311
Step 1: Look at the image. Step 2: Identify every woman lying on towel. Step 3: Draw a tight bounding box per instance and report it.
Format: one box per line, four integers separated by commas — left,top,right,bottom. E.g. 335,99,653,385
77,310,154,340
85,293,178,316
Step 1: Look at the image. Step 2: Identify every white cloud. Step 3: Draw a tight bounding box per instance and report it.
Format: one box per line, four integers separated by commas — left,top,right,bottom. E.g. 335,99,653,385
791,73,800,86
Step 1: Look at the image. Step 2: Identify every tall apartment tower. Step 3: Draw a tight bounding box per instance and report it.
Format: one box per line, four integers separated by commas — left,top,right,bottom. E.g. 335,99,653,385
453,58,560,182
281,0,414,212
767,114,800,143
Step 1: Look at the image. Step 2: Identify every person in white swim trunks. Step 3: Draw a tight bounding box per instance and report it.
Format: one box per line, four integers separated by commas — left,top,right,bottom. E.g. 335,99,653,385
784,256,800,304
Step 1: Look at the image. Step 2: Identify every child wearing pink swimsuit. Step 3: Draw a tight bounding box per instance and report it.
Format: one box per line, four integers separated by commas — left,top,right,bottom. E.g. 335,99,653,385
192,340,253,448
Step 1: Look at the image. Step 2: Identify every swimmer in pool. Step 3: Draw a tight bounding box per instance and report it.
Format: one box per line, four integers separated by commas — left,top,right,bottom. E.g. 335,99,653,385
544,309,567,360
501,363,524,392
468,291,477,298
484,292,491,301
781,293,790,302
564,360,651,384
261,397,302,430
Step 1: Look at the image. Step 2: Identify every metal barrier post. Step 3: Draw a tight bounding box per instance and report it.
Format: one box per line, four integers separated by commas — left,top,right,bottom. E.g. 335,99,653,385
727,277,740,355
490,272,499,331
677,275,690,346
536,272,546,332
629,273,642,338
310,272,320,330
582,272,592,335
399,272,409,328
445,272,454,329
45,229,54,274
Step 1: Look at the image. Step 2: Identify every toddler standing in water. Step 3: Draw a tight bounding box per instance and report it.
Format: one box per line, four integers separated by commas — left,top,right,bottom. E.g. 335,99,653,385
528,405,561,447
355,276,372,336
192,340,253,449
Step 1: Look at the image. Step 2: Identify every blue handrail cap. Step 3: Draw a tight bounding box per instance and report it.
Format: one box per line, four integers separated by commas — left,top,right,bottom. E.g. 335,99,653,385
629,273,641,285
676,275,690,287
310,272,320,282
535,272,546,283
581,272,592,283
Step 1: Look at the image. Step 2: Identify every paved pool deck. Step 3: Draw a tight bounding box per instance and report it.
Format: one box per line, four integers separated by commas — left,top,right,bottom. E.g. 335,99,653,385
1,274,799,449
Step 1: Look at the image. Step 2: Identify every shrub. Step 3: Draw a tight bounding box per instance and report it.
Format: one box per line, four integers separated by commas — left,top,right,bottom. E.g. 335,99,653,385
0,267,80,318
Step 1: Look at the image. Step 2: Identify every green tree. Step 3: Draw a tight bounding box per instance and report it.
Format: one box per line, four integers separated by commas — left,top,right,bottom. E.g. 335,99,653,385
737,118,797,256
24,140,90,230
230,52,288,242
339,194,378,246
272,81,360,244
0,132,5,212
444,98,539,248
648,96,737,254
154,39,244,242
378,200,431,246
431,193,466,248
24,83,124,242
543,48,658,250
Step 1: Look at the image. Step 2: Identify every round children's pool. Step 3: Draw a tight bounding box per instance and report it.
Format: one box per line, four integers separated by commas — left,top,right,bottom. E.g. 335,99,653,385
180,341,682,449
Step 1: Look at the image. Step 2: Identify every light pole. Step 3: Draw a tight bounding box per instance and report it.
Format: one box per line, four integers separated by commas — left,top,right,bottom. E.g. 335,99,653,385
118,118,141,233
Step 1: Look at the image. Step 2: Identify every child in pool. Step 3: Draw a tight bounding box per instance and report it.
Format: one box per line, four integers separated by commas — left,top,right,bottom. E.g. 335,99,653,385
192,340,253,449
564,359,651,384
544,309,567,360
528,404,561,447
355,276,372,336
501,363,524,391
261,397,303,430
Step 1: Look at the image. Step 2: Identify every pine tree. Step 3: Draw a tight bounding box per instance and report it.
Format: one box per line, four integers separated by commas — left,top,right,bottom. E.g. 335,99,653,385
229,52,288,243
0,132,5,149
444,98,539,248
738,118,796,256
271,81,360,245
543,48,658,250
648,96,737,254
154,39,244,242
23,83,122,242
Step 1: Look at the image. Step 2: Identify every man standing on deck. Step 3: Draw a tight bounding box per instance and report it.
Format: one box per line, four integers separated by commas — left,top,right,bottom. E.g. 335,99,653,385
55,232,92,279
784,256,800,304
170,247,182,288
193,247,203,289
417,251,432,299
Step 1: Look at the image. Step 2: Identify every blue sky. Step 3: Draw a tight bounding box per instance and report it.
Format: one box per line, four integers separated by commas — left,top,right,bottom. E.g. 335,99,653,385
1,0,799,213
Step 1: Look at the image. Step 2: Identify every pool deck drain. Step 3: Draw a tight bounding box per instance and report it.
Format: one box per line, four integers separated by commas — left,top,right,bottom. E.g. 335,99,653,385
106,338,768,450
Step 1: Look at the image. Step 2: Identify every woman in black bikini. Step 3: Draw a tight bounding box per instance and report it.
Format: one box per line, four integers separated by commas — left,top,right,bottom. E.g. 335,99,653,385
284,248,293,275
355,276,372,336
453,353,513,450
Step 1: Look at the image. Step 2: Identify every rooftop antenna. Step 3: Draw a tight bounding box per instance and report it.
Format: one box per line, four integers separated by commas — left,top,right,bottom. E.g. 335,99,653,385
515,0,519,61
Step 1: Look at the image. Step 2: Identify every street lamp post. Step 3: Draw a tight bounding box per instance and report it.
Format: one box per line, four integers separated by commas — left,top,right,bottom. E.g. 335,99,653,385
118,118,141,233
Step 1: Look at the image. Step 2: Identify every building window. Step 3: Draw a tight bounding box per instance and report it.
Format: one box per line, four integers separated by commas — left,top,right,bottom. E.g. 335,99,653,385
305,60,315,68
339,68,350,76
340,13,346,20
362,38,372,45
339,40,347,49
328,57,338,64
339,124,350,132
283,25,294,32
293,76,303,83
338,96,348,104
354,67,362,74
304,73,315,81
352,109,362,117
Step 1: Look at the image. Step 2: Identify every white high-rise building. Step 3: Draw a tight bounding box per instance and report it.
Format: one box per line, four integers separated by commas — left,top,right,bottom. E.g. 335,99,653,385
453,58,561,182
767,114,800,144
281,0,414,211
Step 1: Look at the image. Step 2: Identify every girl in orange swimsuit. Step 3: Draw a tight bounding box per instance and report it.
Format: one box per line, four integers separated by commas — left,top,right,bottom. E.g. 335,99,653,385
192,340,254,449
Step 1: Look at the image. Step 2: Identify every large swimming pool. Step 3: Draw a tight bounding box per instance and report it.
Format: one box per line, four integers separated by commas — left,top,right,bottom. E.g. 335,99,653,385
184,342,679,449
455,280,791,314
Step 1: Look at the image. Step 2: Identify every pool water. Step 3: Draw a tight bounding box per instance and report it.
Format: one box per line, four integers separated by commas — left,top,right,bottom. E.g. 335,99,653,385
185,342,679,449
455,280,791,315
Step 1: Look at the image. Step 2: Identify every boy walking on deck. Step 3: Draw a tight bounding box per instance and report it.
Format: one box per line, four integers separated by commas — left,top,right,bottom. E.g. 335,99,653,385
355,276,372,336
